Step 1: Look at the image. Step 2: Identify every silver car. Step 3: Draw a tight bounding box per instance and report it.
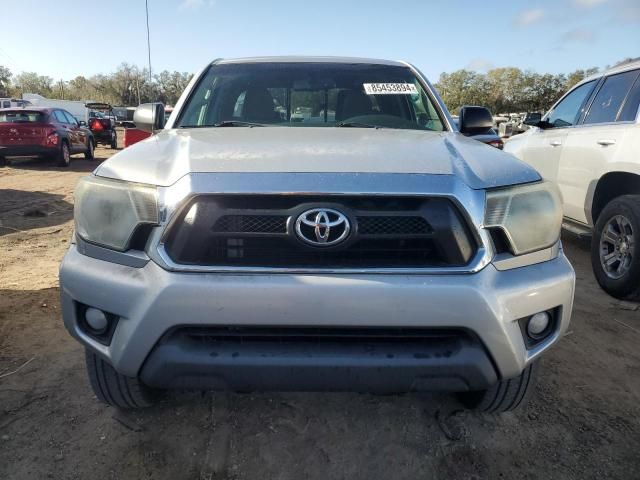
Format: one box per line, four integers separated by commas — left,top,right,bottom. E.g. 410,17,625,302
60,57,575,412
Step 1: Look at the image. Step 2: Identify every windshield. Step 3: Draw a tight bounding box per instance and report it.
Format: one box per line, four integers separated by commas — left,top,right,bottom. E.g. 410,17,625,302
0,110,47,123
176,62,446,131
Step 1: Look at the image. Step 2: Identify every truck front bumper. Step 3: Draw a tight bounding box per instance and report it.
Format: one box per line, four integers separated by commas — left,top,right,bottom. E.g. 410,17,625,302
59,245,574,392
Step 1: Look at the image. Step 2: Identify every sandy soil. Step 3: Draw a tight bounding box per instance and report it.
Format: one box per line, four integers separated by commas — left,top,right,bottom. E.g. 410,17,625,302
1,149,639,480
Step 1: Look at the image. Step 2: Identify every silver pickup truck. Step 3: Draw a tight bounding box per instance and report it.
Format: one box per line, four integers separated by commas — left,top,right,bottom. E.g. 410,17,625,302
59,57,575,413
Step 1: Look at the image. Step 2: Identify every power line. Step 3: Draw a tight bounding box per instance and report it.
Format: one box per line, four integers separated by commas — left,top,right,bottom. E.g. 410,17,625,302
145,0,152,82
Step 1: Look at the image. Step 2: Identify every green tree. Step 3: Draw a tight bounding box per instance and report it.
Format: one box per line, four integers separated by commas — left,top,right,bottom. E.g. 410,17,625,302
13,72,53,96
566,67,599,89
155,70,192,106
435,70,489,114
0,65,12,97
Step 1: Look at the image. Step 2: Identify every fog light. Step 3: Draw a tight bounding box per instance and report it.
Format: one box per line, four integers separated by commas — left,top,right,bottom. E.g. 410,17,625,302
85,308,109,333
527,312,550,338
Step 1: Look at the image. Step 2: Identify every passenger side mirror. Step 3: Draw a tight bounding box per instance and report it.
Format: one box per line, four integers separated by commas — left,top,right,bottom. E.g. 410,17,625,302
458,106,494,136
133,103,165,133
78,120,87,127
523,112,542,127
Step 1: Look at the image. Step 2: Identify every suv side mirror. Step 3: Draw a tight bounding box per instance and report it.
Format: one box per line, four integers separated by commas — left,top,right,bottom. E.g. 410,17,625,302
133,103,165,133
458,106,493,136
523,112,542,127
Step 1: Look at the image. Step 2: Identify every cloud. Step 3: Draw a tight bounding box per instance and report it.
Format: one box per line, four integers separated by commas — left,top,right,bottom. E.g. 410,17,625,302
618,0,640,22
561,28,596,43
514,9,545,27
572,0,608,7
466,58,495,72
179,0,215,10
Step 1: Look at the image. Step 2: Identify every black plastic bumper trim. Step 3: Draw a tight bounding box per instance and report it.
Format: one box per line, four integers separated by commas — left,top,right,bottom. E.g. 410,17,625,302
139,327,498,393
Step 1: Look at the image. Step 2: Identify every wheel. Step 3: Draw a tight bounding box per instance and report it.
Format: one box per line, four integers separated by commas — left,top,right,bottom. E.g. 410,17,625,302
110,132,117,149
0,156,6,167
85,349,158,409
591,195,640,299
84,138,95,160
56,141,71,167
457,362,538,413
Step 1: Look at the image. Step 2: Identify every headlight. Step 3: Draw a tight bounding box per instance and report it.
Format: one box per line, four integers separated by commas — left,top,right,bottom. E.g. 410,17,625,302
485,181,562,255
74,176,158,251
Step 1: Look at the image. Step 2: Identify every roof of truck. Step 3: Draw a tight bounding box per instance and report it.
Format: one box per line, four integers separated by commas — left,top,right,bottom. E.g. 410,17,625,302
215,56,408,67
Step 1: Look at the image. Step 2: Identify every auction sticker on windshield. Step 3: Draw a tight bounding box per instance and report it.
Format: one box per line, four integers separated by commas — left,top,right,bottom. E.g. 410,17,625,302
363,83,418,94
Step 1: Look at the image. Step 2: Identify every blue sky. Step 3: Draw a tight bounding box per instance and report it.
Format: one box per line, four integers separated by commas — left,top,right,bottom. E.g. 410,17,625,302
1,0,638,81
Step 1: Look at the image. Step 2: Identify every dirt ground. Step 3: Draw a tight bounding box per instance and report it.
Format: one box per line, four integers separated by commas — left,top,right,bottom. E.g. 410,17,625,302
1,146,639,480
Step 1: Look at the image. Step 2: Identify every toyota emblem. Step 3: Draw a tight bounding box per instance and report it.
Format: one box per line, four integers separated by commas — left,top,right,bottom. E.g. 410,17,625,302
295,208,350,247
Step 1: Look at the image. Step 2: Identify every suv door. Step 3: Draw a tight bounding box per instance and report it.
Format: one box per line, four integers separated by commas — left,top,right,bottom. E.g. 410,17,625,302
63,110,87,152
522,80,598,181
53,109,78,151
558,69,640,224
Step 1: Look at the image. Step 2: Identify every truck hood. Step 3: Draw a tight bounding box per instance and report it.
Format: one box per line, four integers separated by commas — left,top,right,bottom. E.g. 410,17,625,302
96,127,540,189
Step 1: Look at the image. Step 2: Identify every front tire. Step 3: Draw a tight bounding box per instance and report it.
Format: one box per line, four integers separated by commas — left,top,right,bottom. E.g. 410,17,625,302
56,141,71,167
85,349,158,409
110,132,117,149
458,362,538,413
0,156,6,167
591,195,640,299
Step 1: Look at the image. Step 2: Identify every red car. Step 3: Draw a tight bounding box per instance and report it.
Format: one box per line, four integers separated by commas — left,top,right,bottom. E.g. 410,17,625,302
0,107,95,167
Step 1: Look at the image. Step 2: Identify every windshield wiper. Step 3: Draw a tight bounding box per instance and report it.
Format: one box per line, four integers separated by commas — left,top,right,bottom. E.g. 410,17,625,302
213,120,265,127
335,121,383,129
178,121,265,129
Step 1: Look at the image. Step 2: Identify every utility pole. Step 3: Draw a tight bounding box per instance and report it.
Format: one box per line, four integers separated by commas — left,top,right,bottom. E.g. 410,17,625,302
145,0,152,83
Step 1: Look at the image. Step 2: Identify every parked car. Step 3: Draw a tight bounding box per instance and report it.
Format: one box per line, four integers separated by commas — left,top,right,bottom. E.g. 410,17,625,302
505,59,640,299
60,57,575,412
0,98,32,109
0,107,95,167
452,108,504,149
85,102,118,148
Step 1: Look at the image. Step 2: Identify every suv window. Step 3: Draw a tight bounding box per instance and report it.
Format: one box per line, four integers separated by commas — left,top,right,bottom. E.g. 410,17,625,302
584,70,640,125
618,70,640,122
53,110,69,123
0,110,47,123
177,62,445,131
546,80,596,128
63,111,77,125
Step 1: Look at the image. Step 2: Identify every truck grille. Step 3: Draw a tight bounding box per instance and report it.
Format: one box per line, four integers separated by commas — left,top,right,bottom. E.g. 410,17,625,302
214,215,287,234
162,195,477,269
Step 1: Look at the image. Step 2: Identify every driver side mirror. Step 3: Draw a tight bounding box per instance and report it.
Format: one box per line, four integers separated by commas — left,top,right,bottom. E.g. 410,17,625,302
133,102,165,133
523,112,542,127
458,106,493,136
78,120,87,127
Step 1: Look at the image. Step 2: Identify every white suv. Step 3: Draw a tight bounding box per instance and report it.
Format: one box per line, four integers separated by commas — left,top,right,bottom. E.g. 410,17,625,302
505,60,640,300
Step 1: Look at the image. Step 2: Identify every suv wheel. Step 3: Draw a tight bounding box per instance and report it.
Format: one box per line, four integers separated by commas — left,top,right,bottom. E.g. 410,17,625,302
591,195,640,299
85,349,158,409
458,361,538,413
110,132,117,149
56,141,71,167
84,138,95,160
